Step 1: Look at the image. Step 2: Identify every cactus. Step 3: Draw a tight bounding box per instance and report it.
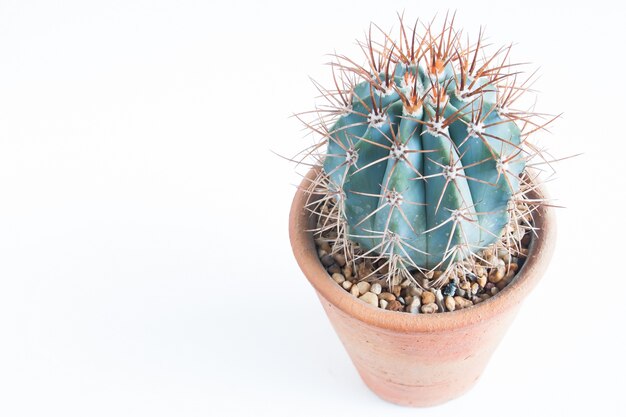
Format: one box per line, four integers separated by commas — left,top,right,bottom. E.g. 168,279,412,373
300,14,556,286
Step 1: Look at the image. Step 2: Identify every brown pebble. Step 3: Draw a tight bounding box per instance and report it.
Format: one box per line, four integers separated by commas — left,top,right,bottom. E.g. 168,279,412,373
391,285,401,297
488,268,505,284
343,266,353,279
471,282,479,295
387,300,404,311
359,292,378,306
320,242,331,253
400,279,411,288
378,292,396,302
477,275,487,288
445,296,456,312
475,265,486,277
408,286,423,297
333,253,346,267
331,273,345,284
421,291,436,305
454,296,473,309
421,303,439,314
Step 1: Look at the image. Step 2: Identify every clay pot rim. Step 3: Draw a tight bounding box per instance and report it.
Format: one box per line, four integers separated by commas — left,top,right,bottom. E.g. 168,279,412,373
289,167,556,334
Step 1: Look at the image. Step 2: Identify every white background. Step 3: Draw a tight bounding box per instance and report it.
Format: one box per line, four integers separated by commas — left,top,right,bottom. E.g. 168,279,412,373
0,1,623,416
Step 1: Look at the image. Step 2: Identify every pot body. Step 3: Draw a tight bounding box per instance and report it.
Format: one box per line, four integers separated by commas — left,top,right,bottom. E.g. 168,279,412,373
316,291,519,406
289,168,556,407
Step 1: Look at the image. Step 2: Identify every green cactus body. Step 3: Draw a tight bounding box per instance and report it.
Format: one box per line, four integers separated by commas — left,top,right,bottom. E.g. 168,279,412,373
323,63,524,270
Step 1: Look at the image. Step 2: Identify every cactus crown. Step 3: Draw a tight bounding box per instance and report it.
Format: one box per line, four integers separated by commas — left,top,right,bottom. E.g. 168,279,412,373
298,13,557,288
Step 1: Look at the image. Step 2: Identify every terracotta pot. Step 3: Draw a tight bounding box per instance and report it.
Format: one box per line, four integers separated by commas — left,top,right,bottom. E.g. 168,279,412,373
289,168,556,407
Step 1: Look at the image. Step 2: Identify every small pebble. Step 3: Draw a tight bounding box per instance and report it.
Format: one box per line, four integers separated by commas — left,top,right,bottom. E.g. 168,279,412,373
356,281,371,295
359,292,378,307
445,296,456,312
488,268,505,284
454,296,473,309
391,286,401,297
421,291,436,305
379,292,396,302
331,273,345,284
342,281,352,290
370,282,382,295
379,299,389,309
397,296,405,305
443,282,457,297
477,275,487,288
333,253,346,267
421,303,439,314
321,254,334,267
320,242,331,253
350,285,360,297
471,282,479,295
408,286,422,297
328,264,341,274
387,300,404,311
343,266,353,279
400,279,411,288
475,265,486,277
409,298,421,314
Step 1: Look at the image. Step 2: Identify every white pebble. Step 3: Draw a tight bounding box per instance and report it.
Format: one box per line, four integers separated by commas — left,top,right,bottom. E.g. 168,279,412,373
359,292,378,307
409,298,421,314
331,273,345,284
356,281,371,295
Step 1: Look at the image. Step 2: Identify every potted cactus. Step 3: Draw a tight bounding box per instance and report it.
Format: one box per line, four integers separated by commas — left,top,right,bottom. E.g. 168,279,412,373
289,14,558,407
